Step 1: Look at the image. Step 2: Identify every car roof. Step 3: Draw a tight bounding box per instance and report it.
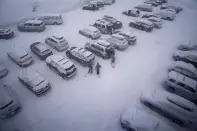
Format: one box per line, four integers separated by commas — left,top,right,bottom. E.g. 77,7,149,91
35,43,49,52
168,71,197,89
25,20,43,24
50,35,65,42
9,49,28,58
97,40,111,47
95,19,110,26
174,61,197,74
85,26,99,32
74,47,92,57
136,19,153,25
112,34,125,40
0,86,13,109
148,17,161,22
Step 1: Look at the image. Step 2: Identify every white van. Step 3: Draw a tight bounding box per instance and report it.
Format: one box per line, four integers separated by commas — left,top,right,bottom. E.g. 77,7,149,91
36,14,63,25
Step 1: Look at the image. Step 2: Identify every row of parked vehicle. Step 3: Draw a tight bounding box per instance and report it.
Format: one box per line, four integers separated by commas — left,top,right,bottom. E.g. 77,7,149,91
0,14,63,39
120,43,197,131
82,0,115,11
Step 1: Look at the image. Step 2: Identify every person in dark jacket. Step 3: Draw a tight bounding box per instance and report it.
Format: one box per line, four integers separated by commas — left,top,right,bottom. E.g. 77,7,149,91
95,62,102,75
88,63,93,74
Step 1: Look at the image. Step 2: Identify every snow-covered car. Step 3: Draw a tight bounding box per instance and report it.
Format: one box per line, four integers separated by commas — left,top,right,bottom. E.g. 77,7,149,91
161,4,183,13
165,70,197,104
85,40,115,59
178,44,197,51
45,35,69,51
114,31,136,45
102,15,122,29
102,0,115,5
147,17,162,28
144,0,159,7
120,106,162,130
93,19,114,34
0,28,14,39
141,13,161,18
134,4,153,12
0,65,8,79
89,0,104,7
7,49,33,67
173,51,197,68
79,26,101,39
129,19,154,32
140,91,196,127
35,14,63,25
46,54,77,78
122,9,140,17
0,85,20,119
104,34,129,50
30,42,53,60
18,71,50,96
66,47,95,66
82,3,99,11
162,8,177,15
17,20,45,32
155,12,175,21
169,61,197,80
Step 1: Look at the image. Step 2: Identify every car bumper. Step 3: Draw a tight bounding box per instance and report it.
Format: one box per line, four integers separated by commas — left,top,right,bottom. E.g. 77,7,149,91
64,68,77,78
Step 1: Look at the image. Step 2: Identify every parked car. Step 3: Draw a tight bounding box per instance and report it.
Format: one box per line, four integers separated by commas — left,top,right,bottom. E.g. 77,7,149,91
93,19,114,34
114,31,136,45
102,15,122,29
82,3,99,11
85,40,115,59
147,17,162,28
0,65,8,79
89,0,104,7
168,61,197,80
129,19,154,32
103,34,129,50
141,13,161,18
7,49,33,67
120,106,166,131
30,42,53,60
144,0,159,7
140,91,196,127
0,85,20,119
162,8,177,15
79,26,101,39
18,71,50,96
161,4,183,13
134,4,153,12
17,20,45,32
178,44,197,51
165,70,197,104
66,47,95,66
173,51,197,68
46,54,77,78
45,35,69,51
155,12,175,21
102,0,115,5
122,9,140,17
35,14,63,25
0,28,14,39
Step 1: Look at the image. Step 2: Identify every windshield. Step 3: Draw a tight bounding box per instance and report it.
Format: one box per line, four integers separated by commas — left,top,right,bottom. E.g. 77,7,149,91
0,101,13,110
36,80,45,86
42,49,50,54
20,54,28,59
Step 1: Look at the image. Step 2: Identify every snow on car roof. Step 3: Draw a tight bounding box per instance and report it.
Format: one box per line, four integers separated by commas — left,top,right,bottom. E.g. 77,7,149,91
0,28,10,33
118,31,135,37
148,17,161,22
78,48,92,57
137,18,153,25
135,4,152,8
174,61,197,75
97,40,111,47
9,49,28,58
35,43,49,52
112,34,125,40
0,86,12,109
86,26,99,32
25,20,43,24
168,71,197,89
95,19,110,26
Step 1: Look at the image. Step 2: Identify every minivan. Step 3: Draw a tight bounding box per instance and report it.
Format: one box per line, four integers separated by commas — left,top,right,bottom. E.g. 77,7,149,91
36,14,63,25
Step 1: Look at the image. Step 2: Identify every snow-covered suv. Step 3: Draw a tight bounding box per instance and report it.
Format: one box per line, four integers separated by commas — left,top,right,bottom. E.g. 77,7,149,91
18,70,50,96
147,17,162,28
66,47,95,66
102,15,122,29
134,4,153,12
169,61,197,80
0,85,20,118
161,4,183,13
85,40,115,59
17,20,45,32
129,19,154,32
7,49,33,67
0,65,8,79
115,31,136,45
104,34,129,50
79,26,101,39
0,28,14,39
93,19,114,34
155,12,175,21
30,42,53,60
173,51,197,68
144,0,159,7
45,35,69,51
82,3,99,11
122,9,140,17
46,54,77,78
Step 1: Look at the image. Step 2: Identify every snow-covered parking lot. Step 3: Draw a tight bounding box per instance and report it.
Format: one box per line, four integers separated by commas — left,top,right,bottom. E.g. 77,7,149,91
0,0,197,131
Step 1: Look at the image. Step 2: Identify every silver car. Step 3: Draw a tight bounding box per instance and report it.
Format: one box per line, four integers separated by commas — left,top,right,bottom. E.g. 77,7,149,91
79,26,101,39
147,17,162,28
0,85,20,119
7,49,33,67
18,70,50,96
17,20,45,32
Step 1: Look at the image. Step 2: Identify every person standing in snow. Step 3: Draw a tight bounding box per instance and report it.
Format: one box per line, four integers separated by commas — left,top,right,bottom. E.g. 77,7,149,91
88,63,93,74
111,54,116,67
95,62,102,75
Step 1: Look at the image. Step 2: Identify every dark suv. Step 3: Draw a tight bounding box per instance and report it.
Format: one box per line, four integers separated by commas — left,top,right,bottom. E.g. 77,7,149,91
129,19,154,32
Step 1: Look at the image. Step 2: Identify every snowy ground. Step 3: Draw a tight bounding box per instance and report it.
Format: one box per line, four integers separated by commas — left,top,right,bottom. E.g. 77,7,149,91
0,0,197,131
